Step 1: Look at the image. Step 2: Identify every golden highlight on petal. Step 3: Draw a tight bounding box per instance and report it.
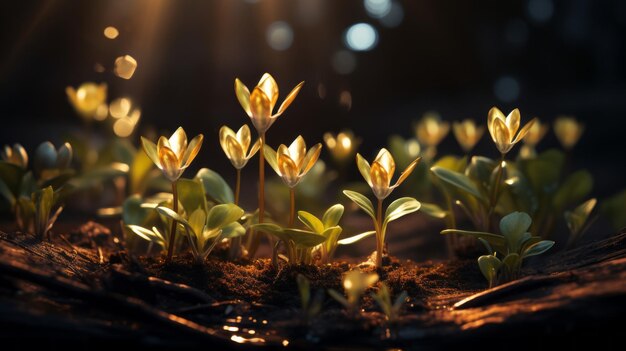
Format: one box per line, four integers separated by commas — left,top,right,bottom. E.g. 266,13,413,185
235,79,252,117
258,73,279,110
140,128,202,182
370,161,390,200
268,136,321,188
250,87,272,132
488,107,534,155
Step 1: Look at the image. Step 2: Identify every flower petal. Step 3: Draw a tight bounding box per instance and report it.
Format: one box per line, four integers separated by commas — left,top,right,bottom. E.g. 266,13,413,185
513,117,537,144
288,135,306,167
247,138,262,159
374,148,395,177
226,135,245,169
141,137,160,168
356,153,372,187
493,117,511,154
158,144,181,181
219,126,236,155
393,156,421,188
182,134,204,168
278,153,300,187
487,107,505,142
275,81,304,117
250,87,272,132
236,124,251,152
370,161,391,199
300,143,322,176
505,108,521,136
168,127,188,159
257,73,279,111
235,78,252,117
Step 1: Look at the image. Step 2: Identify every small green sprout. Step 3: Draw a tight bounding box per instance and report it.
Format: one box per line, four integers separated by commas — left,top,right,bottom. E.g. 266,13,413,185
0,142,73,240
156,204,245,264
328,270,379,316
296,274,323,323
442,212,555,286
254,204,375,264
564,198,597,249
371,283,408,324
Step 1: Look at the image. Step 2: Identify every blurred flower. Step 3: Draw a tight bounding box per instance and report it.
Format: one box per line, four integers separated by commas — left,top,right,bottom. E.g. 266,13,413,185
357,148,420,200
415,113,450,147
487,107,536,154
265,136,322,188
323,130,360,162
34,142,72,178
343,270,379,304
554,116,584,150
141,127,203,182
66,82,107,119
452,119,485,152
219,125,261,170
522,118,549,146
234,73,304,134
1,143,28,169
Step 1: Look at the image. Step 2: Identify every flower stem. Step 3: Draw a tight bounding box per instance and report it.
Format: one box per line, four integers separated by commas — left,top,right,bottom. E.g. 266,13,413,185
234,168,241,205
376,198,384,267
229,168,242,259
249,133,266,259
487,153,506,228
289,188,296,227
166,181,178,262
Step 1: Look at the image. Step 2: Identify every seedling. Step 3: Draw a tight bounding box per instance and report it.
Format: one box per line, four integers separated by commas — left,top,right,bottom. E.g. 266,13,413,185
234,73,304,258
219,124,261,258
328,270,379,316
141,127,203,261
344,148,421,267
156,204,245,265
442,211,554,286
371,283,408,324
296,274,323,323
0,142,73,239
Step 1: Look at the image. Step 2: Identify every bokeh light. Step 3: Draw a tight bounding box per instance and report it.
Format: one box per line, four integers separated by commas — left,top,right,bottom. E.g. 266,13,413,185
364,0,391,19
344,23,378,51
266,21,294,51
379,1,404,28
527,0,554,23
494,76,520,102
103,26,119,39
332,50,357,75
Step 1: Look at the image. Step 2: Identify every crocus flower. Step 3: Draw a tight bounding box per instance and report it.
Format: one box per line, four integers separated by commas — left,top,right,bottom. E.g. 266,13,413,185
357,148,420,200
141,127,203,182
487,107,536,154
219,125,261,170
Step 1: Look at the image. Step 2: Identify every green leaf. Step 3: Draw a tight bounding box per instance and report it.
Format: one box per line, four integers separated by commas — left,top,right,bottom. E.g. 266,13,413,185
384,197,420,227
322,204,344,228
298,211,325,233
34,186,54,237
220,222,246,238
328,289,349,308
519,149,564,193
322,226,342,253
176,178,207,214
126,224,164,246
522,240,554,258
565,198,596,234
601,189,626,230
466,156,497,185
206,203,244,229
195,168,234,204
338,230,376,245
283,228,328,247
155,206,189,228
342,190,376,220
0,160,26,194
418,202,447,219
499,211,532,249
129,148,155,194
188,208,207,236
553,170,593,210
297,274,310,310
0,178,15,207
431,166,484,200
432,155,467,173
441,229,505,251
478,255,501,287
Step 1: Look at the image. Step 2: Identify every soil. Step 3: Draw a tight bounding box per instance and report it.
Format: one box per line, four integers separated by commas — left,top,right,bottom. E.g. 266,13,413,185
0,222,625,350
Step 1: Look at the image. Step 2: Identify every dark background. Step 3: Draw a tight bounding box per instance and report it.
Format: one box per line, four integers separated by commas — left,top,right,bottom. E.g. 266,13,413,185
0,0,624,197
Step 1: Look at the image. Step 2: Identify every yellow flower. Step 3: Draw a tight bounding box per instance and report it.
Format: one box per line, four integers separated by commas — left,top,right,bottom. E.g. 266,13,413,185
415,113,450,147
323,130,360,162
554,116,584,150
452,119,485,152
234,73,304,134
265,136,322,188
522,118,549,146
141,127,203,182
487,107,536,154
1,143,28,169
219,125,261,169
356,148,420,200
66,82,107,119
